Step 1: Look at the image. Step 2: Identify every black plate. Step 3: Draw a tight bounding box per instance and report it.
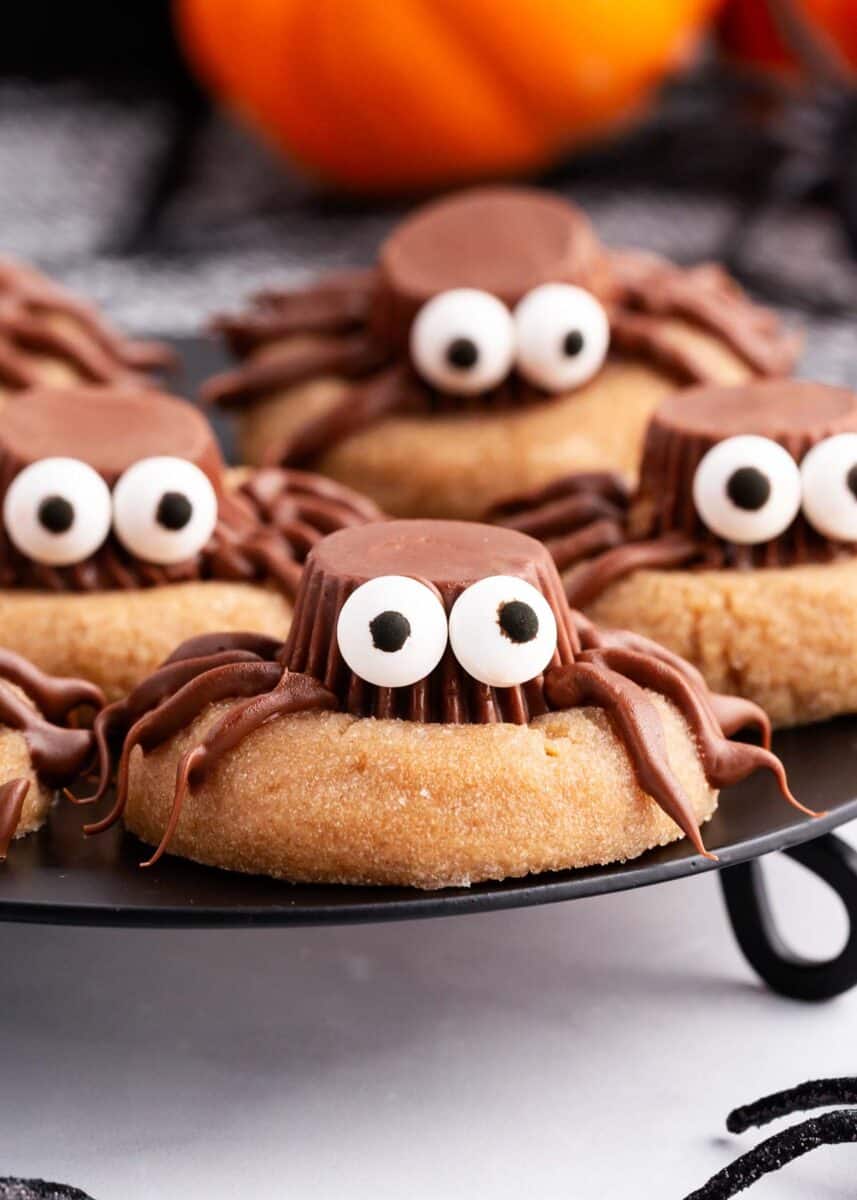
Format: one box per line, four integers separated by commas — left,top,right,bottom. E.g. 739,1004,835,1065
0,716,855,927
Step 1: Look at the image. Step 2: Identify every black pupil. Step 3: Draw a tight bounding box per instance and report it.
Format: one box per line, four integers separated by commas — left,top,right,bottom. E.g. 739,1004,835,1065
726,466,770,512
370,610,411,653
562,330,584,357
446,337,479,370
38,495,74,534
847,464,857,500
498,600,539,644
156,491,193,531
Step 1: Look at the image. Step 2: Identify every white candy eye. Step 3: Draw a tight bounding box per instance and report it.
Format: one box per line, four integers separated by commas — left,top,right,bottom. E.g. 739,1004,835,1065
3,457,111,566
409,288,515,396
800,433,857,542
692,435,801,545
112,456,218,565
336,575,448,688
513,284,609,393
448,575,557,688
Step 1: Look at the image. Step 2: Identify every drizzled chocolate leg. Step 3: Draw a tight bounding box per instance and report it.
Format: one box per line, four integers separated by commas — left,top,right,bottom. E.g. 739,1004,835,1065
563,533,699,607
201,334,387,408
269,365,415,468
0,778,29,859
141,671,337,866
85,660,284,837
215,271,378,355
588,646,814,818
574,617,773,748
80,648,277,806
544,658,713,857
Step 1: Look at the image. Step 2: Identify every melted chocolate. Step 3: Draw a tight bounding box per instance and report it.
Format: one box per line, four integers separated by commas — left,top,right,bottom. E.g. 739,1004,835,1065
202,188,800,467
85,521,805,867
0,385,383,595
607,252,801,383
0,648,104,857
0,258,173,388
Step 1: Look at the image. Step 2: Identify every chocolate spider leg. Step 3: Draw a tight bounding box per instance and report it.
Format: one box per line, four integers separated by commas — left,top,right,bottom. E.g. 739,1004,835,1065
0,778,29,860
546,518,627,573
4,313,143,384
587,646,814,817
84,659,283,834
544,659,714,858
161,632,282,666
563,532,699,607
216,272,377,353
142,671,337,867
0,648,105,723
0,681,94,786
267,364,414,468
78,649,272,806
489,472,630,525
498,491,625,538
200,333,386,408
575,618,773,748
609,310,708,384
683,1110,857,1200
0,342,39,387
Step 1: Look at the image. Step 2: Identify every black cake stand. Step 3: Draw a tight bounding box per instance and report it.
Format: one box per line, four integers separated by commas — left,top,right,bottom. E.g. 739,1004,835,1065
2,338,855,1004
2,686,857,1006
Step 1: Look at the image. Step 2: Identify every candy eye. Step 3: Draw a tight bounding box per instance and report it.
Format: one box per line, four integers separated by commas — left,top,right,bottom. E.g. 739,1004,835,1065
336,575,448,688
692,435,801,545
2,457,112,566
448,575,557,687
513,284,609,393
800,433,857,542
112,456,218,564
409,288,515,396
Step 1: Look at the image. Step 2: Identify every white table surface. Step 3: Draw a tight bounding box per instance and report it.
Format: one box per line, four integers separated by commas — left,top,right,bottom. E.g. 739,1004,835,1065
2,824,855,1200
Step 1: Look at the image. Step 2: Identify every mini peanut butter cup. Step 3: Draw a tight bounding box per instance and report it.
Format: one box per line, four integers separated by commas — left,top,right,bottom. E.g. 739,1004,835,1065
0,385,224,491
637,380,857,541
371,187,614,349
282,520,576,723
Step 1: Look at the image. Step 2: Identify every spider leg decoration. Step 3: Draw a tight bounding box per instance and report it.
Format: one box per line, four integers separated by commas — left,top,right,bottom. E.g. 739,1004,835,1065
201,270,386,409
490,472,702,605
0,260,174,387
544,614,815,857
684,1076,857,1199
0,650,104,858
81,632,336,867
260,365,419,468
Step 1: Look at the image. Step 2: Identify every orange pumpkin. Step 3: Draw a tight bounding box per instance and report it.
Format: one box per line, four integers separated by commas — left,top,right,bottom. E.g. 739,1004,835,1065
719,0,857,77
176,0,721,193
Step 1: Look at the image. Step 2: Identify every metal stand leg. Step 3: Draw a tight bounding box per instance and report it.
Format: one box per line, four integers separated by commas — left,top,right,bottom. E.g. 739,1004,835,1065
720,833,857,1001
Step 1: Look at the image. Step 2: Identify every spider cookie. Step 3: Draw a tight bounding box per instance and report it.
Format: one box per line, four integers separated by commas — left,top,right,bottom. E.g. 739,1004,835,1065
84,520,804,888
0,648,102,858
202,186,800,520
493,380,857,727
0,257,172,390
0,383,381,700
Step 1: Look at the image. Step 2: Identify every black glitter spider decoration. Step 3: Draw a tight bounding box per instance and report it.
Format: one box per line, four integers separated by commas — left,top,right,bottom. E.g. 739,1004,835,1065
684,1076,857,1198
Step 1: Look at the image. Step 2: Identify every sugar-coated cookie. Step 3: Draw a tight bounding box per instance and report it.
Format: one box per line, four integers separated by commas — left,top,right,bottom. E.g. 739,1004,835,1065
0,384,381,699
203,187,800,519
84,521,805,887
493,380,857,726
